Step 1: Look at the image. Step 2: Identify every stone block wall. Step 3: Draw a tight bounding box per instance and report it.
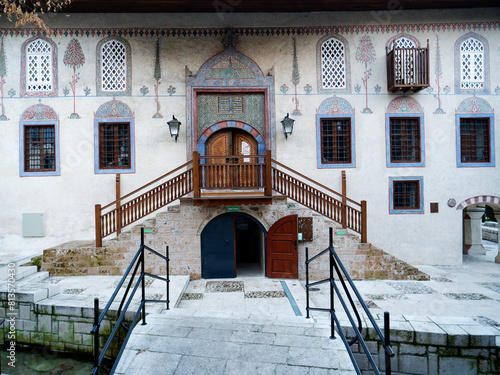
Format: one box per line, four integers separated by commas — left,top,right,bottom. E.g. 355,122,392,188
345,318,500,375
0,297,131,359
42,197,428,281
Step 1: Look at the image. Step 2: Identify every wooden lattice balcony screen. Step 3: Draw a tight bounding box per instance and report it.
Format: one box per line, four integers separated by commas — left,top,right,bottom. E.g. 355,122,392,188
386,40,430,93
95,151,366,246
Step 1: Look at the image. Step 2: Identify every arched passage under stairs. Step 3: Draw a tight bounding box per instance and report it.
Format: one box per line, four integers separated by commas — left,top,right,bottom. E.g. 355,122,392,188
200,213,299,279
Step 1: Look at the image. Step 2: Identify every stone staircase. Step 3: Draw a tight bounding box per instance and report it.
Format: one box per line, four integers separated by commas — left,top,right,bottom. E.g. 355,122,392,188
41,197,429,281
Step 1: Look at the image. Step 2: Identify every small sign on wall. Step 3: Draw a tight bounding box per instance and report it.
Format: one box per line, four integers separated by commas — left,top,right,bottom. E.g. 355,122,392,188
298,217,313,241
227,206,240,212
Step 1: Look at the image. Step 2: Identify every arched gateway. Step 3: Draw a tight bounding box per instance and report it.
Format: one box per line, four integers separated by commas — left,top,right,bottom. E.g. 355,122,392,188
201,213,299,279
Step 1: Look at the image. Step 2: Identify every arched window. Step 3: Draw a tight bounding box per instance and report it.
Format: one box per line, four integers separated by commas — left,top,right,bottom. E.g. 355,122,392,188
317,35,350,93
97,36,132,96
455,33,489,94
460,38,485,90
388,35,418,50
21,36,58,97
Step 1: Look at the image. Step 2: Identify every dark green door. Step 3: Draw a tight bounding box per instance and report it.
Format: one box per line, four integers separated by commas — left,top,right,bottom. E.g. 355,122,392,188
201,213,236,278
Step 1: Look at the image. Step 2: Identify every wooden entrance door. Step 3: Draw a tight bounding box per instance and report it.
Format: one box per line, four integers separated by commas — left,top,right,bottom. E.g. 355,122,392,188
266,215,298,279
201,213,236,278
205,129,257,188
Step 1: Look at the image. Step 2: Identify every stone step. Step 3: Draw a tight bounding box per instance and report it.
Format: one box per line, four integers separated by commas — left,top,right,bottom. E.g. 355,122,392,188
0,264,39,281
16,270,50,284
115,311,357,375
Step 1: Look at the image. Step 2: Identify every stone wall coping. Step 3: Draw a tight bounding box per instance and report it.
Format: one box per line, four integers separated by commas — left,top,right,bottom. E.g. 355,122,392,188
339,312,500,348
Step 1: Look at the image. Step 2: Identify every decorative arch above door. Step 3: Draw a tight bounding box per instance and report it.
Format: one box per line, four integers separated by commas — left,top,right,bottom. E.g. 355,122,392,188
186,40,276,160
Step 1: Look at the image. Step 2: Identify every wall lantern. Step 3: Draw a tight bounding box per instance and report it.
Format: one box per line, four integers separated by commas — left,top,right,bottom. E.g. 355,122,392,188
281,113,295,139
167,116,181,142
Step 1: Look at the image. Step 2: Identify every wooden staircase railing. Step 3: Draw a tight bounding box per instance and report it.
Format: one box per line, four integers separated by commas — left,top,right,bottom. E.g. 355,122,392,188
95,151,367,246
95,161,193,247
271,159,367,243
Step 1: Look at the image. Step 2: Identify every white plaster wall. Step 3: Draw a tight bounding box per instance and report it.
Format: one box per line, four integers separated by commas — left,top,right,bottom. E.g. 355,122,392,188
0,8,499,265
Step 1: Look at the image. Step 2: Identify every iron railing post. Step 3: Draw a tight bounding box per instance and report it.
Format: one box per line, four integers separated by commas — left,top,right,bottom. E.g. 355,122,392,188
329,227,335,340
305,247,310,319
166,245,170,310
141,228,146,325
93,297,100,375
385,311,392,375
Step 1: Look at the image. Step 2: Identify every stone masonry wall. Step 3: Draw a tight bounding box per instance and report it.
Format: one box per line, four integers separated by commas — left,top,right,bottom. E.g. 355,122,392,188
345,317,499,375
42,197,428,281
0,296,131,359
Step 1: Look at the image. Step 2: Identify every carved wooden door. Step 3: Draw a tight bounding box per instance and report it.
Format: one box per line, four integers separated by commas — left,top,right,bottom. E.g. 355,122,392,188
266,215,298,279
205,129,257,188
205,130,231,188
233,132,257,187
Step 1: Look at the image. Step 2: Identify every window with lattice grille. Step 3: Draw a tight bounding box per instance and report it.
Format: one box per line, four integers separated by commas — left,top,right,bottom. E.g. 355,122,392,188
26,39,53,92
392,37,417,84
459,117,490,163
392,180,420,210
391,37,417,50
99,123,131,169
460,38,484,89
101,40,127,92
320,118,351,164
389,118,421,163
24,125,56,172
321,38,346,89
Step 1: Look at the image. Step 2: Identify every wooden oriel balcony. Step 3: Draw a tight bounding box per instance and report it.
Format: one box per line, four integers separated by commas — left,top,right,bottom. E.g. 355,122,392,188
386,40,430,93
95,151,367,246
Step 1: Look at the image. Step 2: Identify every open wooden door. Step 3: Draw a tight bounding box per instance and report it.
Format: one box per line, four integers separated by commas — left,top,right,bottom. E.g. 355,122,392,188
266,215,298,279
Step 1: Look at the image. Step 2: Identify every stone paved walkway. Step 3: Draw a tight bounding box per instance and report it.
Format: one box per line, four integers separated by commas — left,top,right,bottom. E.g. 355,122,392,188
115,310,356,375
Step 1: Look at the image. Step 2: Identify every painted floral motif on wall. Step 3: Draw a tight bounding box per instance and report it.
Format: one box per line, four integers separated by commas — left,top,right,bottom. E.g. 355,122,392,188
291,37,301,116
63,38,85,119
355,35,376,114
153,39,163,119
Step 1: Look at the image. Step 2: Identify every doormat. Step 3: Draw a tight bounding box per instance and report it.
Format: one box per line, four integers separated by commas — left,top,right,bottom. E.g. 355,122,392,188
205,281,244,292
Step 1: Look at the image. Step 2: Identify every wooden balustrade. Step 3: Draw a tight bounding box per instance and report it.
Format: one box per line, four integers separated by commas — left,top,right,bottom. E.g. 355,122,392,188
271,160,366,242
386,40,429,93
95,161,193,247
95,150,367,246
198,153,266,190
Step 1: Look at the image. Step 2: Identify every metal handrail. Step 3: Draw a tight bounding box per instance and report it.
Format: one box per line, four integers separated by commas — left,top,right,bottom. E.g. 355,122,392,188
90,228,170,375
305,227,394,375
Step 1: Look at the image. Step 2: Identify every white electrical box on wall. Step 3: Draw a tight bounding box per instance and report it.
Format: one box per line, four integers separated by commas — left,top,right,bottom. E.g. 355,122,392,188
22,213,45,237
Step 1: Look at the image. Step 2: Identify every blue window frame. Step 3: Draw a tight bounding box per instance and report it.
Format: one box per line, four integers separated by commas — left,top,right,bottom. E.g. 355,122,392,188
316,114,355,168
94,118,135,174
386,114,425,167
456,114,494,168
389,176,424,214
20,122,60,176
